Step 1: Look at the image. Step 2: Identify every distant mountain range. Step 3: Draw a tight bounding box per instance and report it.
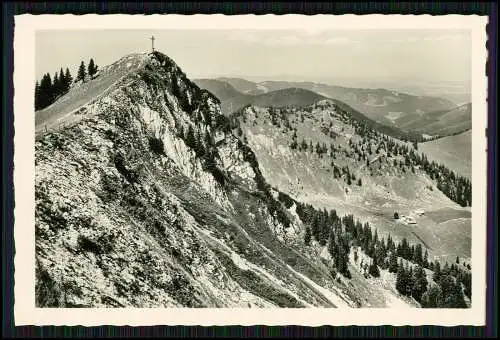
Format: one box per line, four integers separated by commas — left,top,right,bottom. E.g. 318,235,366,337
194,79,328,117
209,76,472,106
216,77,268,95
194,77,471,138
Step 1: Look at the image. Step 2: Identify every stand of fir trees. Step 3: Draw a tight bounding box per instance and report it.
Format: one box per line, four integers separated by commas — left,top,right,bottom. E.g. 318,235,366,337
350,115,472,207
279,103,471,207
35,58,99,111
418,263,468,308
290,198,471,308
384,138,472,207
35,68,73,110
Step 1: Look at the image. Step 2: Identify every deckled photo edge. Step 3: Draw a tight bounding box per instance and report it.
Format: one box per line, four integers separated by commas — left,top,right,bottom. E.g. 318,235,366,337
13,13,488,326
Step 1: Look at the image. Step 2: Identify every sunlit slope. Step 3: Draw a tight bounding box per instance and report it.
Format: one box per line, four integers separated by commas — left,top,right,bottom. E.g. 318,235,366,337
418,130,472,180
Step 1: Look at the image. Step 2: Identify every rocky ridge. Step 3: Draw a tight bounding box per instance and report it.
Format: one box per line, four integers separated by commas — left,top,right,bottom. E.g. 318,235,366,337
35,52,359,308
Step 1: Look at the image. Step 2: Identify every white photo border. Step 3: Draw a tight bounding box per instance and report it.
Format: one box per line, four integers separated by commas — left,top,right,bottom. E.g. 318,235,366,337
13,14,488,326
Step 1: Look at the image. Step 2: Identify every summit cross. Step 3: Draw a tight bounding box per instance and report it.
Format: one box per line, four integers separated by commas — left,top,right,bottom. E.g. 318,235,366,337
150,35,155,52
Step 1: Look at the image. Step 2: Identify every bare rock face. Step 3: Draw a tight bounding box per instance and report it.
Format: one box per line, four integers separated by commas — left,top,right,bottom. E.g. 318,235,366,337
35,52,358,308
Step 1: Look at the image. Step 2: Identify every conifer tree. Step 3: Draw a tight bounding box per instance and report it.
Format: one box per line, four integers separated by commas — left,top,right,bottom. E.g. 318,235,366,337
58,68,65,94
443,262,450,276
77,61,87,81
375,243,387,269
369,257,380,277
185,125,196,150
413,244,423,266
34,81,41,110
52,72,59,100
421,284,442,308
396,261,406,295
439,275,467,308
412,265,428,302
327,231,336,263
304,226,311,246
64,68,73,90
39,73,52,109
194,130,205,156
387,234,394,251
388,251,399,273
433,261,441,282
338,233,351,278
405,265,414,296
88,58,98,77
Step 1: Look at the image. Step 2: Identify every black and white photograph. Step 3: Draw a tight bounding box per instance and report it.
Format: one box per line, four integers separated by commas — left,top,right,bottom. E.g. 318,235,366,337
14,14,487,326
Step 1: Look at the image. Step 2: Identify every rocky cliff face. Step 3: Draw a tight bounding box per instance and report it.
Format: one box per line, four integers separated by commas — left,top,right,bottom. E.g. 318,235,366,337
35,52,359,308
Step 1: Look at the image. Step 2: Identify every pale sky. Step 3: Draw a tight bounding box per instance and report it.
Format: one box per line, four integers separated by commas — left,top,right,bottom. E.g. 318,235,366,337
35,29,471,88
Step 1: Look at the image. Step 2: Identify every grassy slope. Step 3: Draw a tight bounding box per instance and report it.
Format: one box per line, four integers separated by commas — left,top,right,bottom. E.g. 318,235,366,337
35,53,149,135
418,130,472,180
397,103,472,136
